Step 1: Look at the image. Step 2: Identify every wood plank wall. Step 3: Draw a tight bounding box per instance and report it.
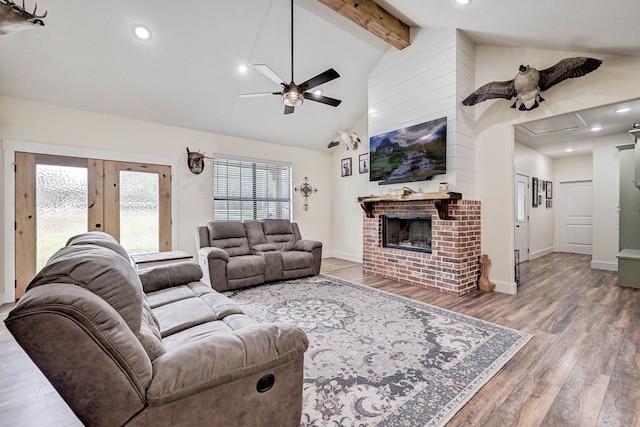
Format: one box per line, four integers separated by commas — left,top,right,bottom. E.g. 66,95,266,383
367,28,476,198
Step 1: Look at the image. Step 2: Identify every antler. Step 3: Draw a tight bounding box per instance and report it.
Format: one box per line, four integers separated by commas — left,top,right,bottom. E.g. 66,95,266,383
1,0,47,18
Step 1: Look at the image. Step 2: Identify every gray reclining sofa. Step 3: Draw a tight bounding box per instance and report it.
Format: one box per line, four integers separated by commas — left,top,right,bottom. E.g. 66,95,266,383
4,232,309,427
195,219,322,291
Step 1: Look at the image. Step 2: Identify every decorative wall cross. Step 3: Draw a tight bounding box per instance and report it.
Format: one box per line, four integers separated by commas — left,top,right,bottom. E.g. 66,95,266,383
294,176,317,211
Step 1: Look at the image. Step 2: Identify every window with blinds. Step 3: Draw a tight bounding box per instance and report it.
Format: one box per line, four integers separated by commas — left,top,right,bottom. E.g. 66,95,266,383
213,157,291,221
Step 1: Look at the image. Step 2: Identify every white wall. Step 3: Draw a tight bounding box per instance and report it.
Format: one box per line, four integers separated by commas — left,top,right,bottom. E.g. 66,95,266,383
592,133,626,270
328,115,369,262
514,142,555,258
473,46,640,288
555,154,593,182
0,96,332,302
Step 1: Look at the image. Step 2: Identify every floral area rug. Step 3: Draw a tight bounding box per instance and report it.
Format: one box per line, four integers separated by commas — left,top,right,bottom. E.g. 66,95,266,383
225,274,531,427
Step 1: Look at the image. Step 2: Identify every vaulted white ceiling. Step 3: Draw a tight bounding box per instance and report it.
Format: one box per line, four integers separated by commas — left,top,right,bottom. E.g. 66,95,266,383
1,0,639,153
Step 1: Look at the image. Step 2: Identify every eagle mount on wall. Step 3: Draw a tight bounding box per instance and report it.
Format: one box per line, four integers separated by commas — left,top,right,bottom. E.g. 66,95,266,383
462,57,602,111
238,0,342,114
0,0,46,35
327,131,360,150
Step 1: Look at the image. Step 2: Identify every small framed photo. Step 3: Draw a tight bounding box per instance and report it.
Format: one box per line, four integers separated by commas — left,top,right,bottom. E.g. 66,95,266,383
359,153,369,174
546,181,553,199
546,200,553,208
532,177,539,207
341,157,352,177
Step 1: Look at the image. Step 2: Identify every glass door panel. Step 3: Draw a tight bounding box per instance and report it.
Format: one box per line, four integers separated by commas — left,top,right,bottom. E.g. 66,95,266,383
119,170,159,254
36,164,89,271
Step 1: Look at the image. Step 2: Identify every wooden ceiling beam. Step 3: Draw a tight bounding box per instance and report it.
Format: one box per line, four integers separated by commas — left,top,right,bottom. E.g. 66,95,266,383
317,0,410,50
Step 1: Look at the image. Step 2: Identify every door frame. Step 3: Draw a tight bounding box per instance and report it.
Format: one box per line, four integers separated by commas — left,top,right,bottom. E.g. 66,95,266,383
3,139,179,303
514,172,530,263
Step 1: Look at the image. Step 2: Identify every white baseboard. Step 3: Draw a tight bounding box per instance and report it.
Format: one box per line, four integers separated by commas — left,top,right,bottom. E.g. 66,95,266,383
591,260,618,271
493,280,518,295
530,247,554,260
328,251,363,263
0,291,15,305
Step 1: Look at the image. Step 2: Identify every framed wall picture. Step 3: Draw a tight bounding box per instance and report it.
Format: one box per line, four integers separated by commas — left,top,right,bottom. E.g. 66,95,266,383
546,181,553,199
341,157,352,177
532,177,539,207
359,153,369,174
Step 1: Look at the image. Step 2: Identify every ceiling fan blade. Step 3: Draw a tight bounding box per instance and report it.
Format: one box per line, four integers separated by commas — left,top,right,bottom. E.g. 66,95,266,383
303,92,342,107
254,64,287,86
299,68,340,91
238,92,281,98
284,105,295,115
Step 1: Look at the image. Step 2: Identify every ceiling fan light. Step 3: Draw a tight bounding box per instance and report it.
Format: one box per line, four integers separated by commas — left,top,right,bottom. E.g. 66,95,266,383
283,90,304,107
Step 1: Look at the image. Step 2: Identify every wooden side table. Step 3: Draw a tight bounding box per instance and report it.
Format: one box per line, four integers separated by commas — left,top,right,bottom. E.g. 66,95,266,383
130,250,193,269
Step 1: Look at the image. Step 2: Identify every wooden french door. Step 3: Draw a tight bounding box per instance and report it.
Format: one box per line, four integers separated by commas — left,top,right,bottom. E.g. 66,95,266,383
15,153,171,298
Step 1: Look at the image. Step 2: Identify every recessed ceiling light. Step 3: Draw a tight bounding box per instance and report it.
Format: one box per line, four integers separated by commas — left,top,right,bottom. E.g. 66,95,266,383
616,107,631,113
456,0,471,4
238,65,248,73
313,90,322,96
590,126,603,132
132,25,151,40
565,148,574,152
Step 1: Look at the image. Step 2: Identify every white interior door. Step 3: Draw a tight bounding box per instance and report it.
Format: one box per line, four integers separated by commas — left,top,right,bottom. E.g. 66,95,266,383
515,173,529,262
558,181,593,254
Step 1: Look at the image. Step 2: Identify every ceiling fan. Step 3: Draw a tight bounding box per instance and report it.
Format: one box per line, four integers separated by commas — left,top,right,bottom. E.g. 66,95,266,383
238,0,342,115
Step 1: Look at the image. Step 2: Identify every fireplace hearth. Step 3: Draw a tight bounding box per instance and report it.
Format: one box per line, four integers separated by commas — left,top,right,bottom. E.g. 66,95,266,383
383,215,432,253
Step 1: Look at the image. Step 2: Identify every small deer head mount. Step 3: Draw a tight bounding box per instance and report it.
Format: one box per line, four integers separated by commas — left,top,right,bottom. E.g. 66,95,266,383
0,0,47,36
186,147,213,174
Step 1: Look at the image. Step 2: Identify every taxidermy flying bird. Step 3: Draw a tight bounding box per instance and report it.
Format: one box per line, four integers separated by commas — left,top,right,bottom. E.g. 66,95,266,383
462,57,602,111
327,132,361,150
0,0,47,35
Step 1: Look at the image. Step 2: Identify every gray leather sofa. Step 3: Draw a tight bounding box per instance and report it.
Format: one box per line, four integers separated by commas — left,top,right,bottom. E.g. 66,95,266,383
195,219,322,291
5,232,309,427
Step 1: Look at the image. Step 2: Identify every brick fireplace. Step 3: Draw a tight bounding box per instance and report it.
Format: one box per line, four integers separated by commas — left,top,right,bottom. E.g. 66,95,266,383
361,196,481,296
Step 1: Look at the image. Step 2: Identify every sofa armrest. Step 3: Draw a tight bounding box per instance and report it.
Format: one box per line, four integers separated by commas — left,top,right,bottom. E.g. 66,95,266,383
252,243,278,253
145,318,309,406
198,246,230,262
293,239,322,252
197,247,230,291
138,262,203,293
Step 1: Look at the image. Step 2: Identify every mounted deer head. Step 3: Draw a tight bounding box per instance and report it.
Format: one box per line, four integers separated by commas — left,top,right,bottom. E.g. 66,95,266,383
0,0,47,36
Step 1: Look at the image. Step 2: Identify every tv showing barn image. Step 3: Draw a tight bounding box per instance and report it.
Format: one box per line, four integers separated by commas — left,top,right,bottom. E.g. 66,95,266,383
369,117,447,184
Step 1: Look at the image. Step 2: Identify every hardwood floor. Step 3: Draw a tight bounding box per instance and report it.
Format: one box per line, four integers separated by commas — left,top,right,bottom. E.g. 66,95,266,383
1,253,638,426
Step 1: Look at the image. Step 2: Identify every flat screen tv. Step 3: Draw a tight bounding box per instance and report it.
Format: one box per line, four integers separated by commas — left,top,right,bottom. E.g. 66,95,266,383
369,117,447,185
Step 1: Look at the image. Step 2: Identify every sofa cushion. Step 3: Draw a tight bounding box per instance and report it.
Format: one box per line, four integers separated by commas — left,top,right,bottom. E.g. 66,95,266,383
262,219,296,251
227,255,265,280
138,300,166,360
281,251,314,270
244,220,267,246
207,221,251,256
27,244,144,333
66,231,131,261
148,282,244,337
138,262,203,294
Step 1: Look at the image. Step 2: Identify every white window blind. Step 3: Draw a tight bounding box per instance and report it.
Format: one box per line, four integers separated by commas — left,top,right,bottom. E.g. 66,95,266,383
213,157,291,221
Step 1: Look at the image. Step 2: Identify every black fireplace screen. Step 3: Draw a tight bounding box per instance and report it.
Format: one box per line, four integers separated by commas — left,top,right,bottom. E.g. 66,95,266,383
382,215,432,253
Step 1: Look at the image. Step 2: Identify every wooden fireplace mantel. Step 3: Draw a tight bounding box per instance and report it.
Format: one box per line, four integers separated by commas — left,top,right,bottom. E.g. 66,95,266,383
357,191,462,220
